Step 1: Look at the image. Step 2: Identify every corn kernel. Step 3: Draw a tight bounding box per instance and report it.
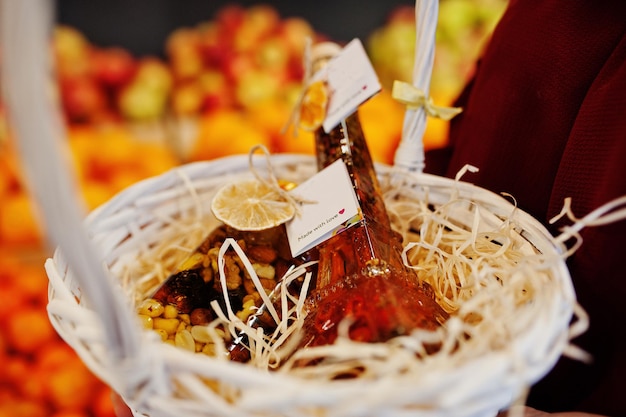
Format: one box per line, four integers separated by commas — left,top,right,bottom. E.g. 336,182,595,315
138,299,165,318
154,329,168,341
163,304,179,319
153,317,180,335
138,314,154,329
176,321,188,333
202,343,217,356
178,313,191,325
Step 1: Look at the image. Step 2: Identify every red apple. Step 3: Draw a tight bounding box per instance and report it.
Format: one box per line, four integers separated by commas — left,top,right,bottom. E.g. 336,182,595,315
221,52,255,85
386,5,416,25
59,76,108,123
214,4,246,35
90,47,137,89
201,92,233,113
197,23,231,68
198,70,233,111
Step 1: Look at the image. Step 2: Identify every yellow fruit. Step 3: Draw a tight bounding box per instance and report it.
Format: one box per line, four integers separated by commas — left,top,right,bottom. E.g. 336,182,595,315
211,179,295,231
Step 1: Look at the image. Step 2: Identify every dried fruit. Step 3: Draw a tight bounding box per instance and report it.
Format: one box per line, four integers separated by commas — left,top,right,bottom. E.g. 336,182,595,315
298,80,328,131
210,179,296,231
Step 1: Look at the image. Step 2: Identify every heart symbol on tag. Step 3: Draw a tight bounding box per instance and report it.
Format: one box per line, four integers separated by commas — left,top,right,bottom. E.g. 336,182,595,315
339,208,345,214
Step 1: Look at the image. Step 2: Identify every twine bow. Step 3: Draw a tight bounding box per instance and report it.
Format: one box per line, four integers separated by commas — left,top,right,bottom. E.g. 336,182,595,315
392,80,462,121
248,144,314,217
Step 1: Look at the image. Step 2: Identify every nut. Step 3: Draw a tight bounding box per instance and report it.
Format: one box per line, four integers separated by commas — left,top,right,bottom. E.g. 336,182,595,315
190,308,213,325
247,245,278,263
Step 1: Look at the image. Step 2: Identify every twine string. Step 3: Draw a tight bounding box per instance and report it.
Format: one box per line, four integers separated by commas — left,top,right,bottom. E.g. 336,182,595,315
247,144,314,216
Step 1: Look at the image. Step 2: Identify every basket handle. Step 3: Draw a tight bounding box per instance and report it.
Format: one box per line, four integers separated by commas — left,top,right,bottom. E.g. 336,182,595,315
1,0,143,375
392,0,438,173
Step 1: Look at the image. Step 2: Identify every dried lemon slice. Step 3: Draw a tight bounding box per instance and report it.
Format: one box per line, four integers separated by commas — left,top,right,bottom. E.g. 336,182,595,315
211,179,296,231
298,80,328,131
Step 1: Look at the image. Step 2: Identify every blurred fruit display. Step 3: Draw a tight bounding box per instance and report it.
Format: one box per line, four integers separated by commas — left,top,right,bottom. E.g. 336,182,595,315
0,2,506,416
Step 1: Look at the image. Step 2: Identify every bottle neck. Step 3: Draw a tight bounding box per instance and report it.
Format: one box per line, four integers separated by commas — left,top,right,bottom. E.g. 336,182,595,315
314,111,390,230
312,110,408,291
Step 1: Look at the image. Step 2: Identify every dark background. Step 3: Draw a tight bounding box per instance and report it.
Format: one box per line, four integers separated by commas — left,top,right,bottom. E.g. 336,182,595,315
55,0,415,57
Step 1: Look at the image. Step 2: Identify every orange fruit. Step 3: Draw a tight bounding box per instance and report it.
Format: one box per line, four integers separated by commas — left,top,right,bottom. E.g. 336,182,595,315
0,280,24,324
17,372,48,404
0,161,10,199
0,193,43,246
81,181,115,211
276,126,315,155
10,259,49,306
49,410,90,417
359,90,405,164
37,343,80,372
298,80,328,132
88,128,137,180
190,109,271,161
422,117,450,150
92,386,122,417
0,396,48,417
2,355,30,385
46,364,99,411
127,141,178,178
68,124,178,208
246,99,291,140
5,306,56,354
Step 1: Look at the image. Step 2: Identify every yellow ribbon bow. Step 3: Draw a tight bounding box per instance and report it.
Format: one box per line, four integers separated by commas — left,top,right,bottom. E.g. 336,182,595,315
392,80,463,121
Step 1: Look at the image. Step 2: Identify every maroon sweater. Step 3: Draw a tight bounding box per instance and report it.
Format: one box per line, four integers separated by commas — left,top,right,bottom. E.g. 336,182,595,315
425,0,626,415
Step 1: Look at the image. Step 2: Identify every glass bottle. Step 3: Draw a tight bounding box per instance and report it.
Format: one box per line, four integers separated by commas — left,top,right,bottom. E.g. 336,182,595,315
297,42,448,350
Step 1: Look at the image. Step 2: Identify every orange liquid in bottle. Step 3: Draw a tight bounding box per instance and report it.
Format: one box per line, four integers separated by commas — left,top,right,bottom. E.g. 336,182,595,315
298,50,448,349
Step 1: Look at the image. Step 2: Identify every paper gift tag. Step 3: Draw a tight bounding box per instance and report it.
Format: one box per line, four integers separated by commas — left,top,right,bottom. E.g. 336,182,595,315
311,38,382,133
286,159,362,257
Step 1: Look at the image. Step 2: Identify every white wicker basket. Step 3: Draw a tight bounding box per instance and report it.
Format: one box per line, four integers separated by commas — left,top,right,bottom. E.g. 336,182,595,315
1,1,581,416
44,153,577,417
